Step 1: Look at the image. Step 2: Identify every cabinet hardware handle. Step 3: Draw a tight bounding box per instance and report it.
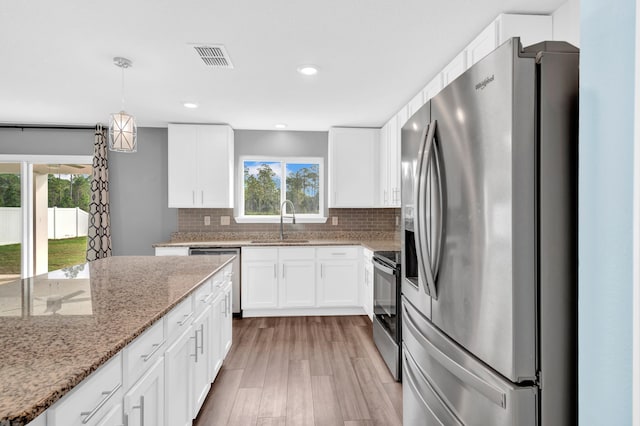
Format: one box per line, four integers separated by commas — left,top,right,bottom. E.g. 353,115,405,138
132,395,145,426
320,264,324,278
80,383,122,424
201,190,204,205
178,312,193,326
331,252,346,256
384,189,388,203
192,191,195,204
140,339,166,362
199,323,205,354
282,264,285,279
201,293,214,304
273,264,277,278
190,330,199,362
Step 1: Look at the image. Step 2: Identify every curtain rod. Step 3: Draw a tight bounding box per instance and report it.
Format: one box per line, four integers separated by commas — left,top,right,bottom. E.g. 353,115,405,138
0,124,99,130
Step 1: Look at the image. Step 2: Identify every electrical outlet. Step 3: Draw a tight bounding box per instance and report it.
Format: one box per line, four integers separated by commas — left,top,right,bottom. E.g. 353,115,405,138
221,216,231,226
332,216,338,226
395,216,399,226
204,216,211,226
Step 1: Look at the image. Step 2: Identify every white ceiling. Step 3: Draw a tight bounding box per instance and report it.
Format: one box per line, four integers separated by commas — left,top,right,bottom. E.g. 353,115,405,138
0,0,564,131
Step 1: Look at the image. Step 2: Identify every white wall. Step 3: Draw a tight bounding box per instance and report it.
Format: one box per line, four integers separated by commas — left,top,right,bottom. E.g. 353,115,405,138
553,0,581,46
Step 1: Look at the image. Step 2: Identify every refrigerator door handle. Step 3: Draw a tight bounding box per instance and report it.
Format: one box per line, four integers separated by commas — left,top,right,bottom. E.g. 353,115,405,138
429,127,446,281
403,301,507,408
416,121,439,299
403,348,463,425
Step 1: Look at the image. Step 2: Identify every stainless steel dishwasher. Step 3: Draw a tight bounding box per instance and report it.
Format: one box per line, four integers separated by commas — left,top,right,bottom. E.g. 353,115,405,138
189,247,241,316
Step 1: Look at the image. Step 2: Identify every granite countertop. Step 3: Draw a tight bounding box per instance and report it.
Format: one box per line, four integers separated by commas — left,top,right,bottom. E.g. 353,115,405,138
0,255,234,426
153,239,400,252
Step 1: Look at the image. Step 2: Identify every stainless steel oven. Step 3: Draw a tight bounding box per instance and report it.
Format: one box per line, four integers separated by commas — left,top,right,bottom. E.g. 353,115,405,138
372,250,402,381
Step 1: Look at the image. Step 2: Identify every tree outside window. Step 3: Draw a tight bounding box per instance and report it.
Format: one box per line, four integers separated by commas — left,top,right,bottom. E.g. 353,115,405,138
242,158,322,217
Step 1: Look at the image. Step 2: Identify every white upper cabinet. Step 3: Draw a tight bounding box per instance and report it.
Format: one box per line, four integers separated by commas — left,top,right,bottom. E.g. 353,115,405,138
168,124,234,208
442,50,468,87
328,127,379,208
422,73,444,103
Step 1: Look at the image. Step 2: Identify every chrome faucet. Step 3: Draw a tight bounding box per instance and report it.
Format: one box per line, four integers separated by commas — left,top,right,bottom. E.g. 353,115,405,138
280,200,296,240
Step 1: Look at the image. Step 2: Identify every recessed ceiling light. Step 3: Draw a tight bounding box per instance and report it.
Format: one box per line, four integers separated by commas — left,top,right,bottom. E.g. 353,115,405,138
183,102,199,109
297,65,319,76
275,123,287,129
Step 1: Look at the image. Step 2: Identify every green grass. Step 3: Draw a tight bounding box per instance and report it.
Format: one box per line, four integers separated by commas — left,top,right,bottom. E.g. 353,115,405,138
0,237,88,274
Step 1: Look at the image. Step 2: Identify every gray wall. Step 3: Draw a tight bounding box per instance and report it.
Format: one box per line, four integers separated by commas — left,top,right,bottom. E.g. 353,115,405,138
234,129,329,215
0,126,176,255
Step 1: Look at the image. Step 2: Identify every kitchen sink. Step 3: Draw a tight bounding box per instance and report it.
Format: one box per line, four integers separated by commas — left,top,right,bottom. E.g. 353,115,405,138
250,239,310,244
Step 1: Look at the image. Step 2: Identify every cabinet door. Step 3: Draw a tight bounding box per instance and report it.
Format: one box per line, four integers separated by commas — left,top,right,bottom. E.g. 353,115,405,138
95,402,123,426
388,113,402,207
423,74,443,102
318,260,360,307
329,127,379,207
165,328,194,426
210,293,224,381
196,125,234,208
279,260,316,307
221,282,233,356
466,20,498,66
442,51,468,86
124,358,164,426
242,260,279,309
192,307,211,417
168,124,198,207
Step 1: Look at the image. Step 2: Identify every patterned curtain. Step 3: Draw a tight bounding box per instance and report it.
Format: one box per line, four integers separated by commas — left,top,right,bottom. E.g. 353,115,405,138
86,124,113,260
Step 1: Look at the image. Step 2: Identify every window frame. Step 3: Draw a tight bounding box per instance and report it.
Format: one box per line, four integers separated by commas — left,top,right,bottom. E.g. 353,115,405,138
236,155,326,223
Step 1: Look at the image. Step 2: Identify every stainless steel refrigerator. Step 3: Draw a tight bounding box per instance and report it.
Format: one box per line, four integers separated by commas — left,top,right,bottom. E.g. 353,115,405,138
400,38,578,425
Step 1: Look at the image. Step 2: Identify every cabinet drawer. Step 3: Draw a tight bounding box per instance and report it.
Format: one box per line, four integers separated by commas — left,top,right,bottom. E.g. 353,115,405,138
279,247,315,261
49,354,123,426
155,246,189,256
316,246,359,260
242,247,278,261
124,320,165,389
194,277,215,316
165,295,194,343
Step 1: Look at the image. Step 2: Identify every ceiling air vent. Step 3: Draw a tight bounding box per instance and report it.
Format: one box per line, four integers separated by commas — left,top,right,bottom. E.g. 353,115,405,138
193,45,234,68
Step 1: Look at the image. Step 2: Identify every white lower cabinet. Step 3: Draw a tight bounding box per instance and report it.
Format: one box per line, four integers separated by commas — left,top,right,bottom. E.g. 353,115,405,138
192,305,212,418
317,249,360,307
242,248,279,309
95,403,123,426
242,246,363,316
362,248,374,320
210,292,224,380
165,322,195,426
48,354,123,426
124,358,164,426
221,280,233,356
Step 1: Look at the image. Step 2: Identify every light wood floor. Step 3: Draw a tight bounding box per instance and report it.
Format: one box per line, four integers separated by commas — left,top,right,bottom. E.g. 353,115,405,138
194,316,403,426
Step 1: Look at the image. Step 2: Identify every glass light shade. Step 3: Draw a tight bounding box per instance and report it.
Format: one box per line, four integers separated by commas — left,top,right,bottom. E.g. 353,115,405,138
109,111,137,152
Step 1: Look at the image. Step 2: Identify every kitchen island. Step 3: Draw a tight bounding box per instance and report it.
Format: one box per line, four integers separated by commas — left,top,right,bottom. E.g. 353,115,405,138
0,255,234,426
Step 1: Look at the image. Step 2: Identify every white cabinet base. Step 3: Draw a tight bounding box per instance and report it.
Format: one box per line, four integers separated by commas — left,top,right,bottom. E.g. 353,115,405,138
242,306,366,318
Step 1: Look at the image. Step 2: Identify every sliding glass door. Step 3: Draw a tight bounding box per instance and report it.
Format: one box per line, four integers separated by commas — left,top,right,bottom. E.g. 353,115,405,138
0,156,92,281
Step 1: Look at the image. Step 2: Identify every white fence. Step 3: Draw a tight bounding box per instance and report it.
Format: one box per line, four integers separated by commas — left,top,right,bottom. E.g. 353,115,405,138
0,207,89,245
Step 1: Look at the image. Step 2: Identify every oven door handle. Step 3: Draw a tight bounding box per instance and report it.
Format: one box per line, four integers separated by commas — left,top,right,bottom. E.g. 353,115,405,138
373,259,397,276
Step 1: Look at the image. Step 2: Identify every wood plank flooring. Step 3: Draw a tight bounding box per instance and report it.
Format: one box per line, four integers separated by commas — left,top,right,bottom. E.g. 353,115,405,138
194,316,402,426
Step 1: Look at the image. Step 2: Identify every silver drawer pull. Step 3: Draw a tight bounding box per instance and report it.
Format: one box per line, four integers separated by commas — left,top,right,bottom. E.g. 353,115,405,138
80,383,122,424
140,339,166,362
177,312,193,326
331,252,347,255
132,395,145,426
201,293,214,304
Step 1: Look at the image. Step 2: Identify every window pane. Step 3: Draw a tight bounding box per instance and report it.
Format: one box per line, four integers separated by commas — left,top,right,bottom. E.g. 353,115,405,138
244,161,281,215
0,164,21,284
286,163,319,214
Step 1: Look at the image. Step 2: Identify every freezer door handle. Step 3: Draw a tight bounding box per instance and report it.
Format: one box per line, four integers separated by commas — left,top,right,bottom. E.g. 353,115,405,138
403,301,507,408
415,120,439,299
403,348,463,425
427,124,445,282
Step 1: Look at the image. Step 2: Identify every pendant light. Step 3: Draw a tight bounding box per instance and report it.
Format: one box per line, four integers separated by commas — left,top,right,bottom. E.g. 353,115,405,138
109,57,137,152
